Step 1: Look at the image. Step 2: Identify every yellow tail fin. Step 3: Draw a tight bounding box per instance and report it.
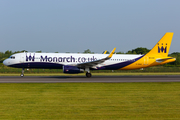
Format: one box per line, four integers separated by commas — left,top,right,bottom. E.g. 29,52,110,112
146,32,174,57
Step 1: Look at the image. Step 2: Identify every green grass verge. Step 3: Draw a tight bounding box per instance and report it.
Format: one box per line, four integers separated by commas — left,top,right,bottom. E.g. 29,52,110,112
1,72,180,76
0,83,180,119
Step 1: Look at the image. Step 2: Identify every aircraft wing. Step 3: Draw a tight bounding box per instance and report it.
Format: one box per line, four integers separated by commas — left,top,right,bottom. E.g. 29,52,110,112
76,48,116,68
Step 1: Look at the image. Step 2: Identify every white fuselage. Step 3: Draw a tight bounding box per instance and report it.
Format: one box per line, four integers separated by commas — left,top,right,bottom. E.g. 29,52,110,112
3,52,142,70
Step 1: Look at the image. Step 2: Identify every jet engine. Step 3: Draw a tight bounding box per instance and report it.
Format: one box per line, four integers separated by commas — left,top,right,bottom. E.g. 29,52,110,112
63,65,84,74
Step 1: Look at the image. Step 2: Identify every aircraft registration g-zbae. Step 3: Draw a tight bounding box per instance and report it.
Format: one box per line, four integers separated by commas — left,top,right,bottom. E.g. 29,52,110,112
3,32,176,77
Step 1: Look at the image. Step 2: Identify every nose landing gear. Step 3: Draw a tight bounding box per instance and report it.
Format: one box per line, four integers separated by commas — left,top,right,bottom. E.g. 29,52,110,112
20,68,24,77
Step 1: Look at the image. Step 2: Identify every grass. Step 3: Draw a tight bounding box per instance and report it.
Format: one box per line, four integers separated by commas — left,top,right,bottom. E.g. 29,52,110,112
0,83,180,119
1,72,180,76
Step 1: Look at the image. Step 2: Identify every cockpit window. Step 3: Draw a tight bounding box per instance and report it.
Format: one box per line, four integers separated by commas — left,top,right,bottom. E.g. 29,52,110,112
9,56,15,59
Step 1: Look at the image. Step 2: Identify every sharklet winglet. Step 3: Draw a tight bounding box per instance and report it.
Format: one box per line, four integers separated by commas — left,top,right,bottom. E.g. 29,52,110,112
104,51,107,54
108,48,116,58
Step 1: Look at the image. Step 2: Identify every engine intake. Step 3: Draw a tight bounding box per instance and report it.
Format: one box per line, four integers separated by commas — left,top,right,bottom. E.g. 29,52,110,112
63,65,84,74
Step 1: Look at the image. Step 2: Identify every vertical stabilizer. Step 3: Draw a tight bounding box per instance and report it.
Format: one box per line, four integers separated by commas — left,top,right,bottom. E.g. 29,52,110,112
146,32,174,57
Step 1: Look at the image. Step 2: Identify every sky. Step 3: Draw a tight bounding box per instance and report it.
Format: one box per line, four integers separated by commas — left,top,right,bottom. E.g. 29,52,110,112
0,0,180,54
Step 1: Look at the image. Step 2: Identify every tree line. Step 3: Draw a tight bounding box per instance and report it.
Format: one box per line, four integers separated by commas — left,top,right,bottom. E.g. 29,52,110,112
0,48,180,66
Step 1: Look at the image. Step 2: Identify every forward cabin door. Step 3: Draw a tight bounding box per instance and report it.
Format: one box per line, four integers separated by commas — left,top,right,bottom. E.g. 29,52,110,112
20,53,25,67
20,53,24,63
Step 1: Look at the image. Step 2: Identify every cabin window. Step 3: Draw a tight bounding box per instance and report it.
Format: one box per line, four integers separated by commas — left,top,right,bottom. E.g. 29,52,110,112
9,56,15,59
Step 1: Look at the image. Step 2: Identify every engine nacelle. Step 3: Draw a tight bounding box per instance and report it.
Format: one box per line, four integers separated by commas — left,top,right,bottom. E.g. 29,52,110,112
63,65,84,74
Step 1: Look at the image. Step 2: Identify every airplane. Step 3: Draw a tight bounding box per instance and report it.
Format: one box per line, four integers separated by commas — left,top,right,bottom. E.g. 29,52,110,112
3,32,176,77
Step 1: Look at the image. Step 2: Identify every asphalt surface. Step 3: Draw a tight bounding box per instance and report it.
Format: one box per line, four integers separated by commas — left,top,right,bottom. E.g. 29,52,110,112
0,75,180,83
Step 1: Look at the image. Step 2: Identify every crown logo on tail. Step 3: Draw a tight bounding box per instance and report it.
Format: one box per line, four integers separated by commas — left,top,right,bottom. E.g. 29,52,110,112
158,43,167,53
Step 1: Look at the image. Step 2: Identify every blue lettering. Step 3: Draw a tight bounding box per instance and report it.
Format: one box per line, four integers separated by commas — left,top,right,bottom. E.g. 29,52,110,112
66,57,70,62
53,57,57,62
48,57,52,62
93,56,97,61
78,57,81,62
58,57,62,62
39,55,98,63
81,57,86,62
63,57,66,62
71,56,75,62
40,56,47,62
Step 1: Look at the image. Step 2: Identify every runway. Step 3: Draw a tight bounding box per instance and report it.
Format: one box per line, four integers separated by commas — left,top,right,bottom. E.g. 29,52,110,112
0,75,180,83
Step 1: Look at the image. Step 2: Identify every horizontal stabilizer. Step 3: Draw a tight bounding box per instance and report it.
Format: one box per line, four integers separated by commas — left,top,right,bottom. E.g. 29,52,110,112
156,57,176,63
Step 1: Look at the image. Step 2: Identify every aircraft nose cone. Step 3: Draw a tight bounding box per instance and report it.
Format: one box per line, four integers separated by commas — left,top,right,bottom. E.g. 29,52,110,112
3,59,8,66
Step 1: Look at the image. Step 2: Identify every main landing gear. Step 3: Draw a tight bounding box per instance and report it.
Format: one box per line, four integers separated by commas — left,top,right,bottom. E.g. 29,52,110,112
86,72,92,78
85,67,92,78
20,68,24,77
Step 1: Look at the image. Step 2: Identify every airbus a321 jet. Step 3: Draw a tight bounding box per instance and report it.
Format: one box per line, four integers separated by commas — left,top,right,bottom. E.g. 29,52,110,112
3,32,176,77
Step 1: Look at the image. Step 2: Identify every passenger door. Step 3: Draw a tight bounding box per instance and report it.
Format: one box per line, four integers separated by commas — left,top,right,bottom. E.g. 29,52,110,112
20,53,25,63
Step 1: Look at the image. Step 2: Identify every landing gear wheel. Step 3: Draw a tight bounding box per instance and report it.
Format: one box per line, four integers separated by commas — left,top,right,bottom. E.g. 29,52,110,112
20,68,24,77
20,74,24,77
86,72,92,78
